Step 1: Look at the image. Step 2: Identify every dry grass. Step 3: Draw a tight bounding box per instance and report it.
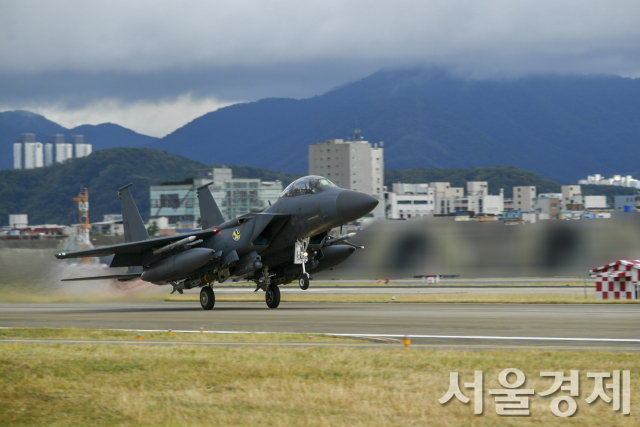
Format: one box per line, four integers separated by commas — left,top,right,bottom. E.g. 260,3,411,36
0,286,168,304
0,328,357,343
166,292,639,305
0,341,637,426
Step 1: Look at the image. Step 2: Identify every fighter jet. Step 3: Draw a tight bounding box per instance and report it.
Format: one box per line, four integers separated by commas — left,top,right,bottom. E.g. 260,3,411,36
56,176,378,310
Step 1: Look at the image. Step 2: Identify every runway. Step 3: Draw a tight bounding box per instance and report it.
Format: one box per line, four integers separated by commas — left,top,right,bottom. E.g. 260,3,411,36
217,285,594,295
1,300,639,351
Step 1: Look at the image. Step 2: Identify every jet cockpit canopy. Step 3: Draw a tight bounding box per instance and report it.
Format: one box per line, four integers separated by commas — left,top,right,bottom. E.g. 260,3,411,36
280,175,336,198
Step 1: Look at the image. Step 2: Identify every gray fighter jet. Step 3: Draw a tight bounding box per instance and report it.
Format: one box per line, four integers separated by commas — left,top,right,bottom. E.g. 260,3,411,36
56,176,378,310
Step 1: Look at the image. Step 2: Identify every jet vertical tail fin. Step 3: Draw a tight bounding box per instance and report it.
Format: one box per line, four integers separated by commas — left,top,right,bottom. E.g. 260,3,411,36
197,183,224,229
118,184,149,243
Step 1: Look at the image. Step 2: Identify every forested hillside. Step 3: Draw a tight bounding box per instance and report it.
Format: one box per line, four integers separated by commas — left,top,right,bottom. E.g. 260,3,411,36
0,148,300,225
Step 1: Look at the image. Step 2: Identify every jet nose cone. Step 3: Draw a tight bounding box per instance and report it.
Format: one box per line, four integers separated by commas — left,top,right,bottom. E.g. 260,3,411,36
336,190,379,221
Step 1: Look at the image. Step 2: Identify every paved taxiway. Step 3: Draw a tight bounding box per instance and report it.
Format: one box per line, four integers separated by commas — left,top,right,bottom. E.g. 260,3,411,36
1,298,638,351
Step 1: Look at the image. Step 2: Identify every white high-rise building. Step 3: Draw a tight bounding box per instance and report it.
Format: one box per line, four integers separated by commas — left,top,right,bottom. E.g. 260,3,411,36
70,135,92,158
75,143,92,158
50,134,74,164
308,131,384,196
50,134,65,144
13,142,22,169
14,133,37,169
44,143,54,166
24,142,44,169
55,143,74,163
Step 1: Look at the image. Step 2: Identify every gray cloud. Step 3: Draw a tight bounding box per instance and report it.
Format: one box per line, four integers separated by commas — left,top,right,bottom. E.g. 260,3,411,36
2,1,639,76
0,63,380,107
1,1,639,135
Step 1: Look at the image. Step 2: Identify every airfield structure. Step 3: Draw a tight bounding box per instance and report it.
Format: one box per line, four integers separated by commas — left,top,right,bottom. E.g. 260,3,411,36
73,188,92,263
590,260,640,300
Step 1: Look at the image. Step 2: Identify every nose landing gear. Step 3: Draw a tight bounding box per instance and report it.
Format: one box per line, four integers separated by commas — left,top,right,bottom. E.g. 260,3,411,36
299,273,310,290
295,237,311,291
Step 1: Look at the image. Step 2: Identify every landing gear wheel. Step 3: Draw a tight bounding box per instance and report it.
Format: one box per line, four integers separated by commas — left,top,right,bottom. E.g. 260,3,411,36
299,273,310,290
265,285,281,309
200,286,215,310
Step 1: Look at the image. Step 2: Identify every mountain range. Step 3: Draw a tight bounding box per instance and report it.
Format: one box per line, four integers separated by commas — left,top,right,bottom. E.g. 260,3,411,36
154,68,640,183
2,68,640,183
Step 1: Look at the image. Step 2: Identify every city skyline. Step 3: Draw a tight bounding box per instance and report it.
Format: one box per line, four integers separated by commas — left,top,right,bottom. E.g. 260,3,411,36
12,133,92,169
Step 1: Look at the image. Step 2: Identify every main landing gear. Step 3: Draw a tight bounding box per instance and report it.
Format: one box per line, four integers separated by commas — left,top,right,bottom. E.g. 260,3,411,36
253,267,281,309
265,284,280,309
200,286,215,310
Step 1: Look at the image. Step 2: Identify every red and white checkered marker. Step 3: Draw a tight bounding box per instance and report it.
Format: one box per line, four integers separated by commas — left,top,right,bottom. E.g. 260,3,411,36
590,260,640,300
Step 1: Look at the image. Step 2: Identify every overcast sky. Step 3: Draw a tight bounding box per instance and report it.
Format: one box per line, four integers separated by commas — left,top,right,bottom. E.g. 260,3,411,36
1,0,639,137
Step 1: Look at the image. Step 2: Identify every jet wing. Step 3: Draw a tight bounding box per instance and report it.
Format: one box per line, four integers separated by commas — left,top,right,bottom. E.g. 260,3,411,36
55,229,217,260
61,273,142,282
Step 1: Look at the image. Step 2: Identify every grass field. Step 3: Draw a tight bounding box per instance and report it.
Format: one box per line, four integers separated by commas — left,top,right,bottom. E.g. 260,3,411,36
0,331,636,426
0,328,358,343
166,292,638,305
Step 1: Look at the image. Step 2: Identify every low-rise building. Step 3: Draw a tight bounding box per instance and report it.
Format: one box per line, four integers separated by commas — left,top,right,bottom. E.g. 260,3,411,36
150,184,198,224
481,192,505,216
386,185,435,219
614,195,636,211
392,183,431,195
223,178,282,219
430,182,464,199
467,181,488,197
513,186,536,211
9,214,28,228
561,185,581,209
533,197,560,219
435,192,504,216
149,167,282,224
584,195,607,209
538,192,562,199
565,202,585,211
